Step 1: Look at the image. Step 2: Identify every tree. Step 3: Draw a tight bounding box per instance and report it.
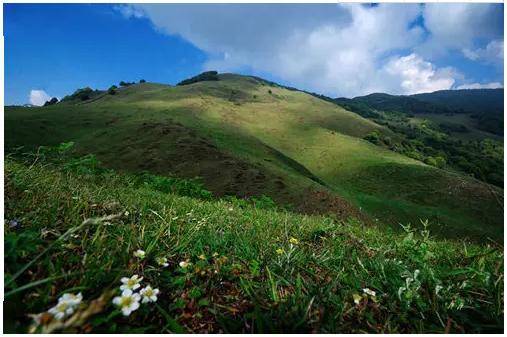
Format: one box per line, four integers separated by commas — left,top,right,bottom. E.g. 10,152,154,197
108,85,117,95
43,97,59,106
139,79,146,83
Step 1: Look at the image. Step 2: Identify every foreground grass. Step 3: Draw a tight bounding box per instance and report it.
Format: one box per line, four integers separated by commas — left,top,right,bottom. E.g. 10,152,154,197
4,157,504,333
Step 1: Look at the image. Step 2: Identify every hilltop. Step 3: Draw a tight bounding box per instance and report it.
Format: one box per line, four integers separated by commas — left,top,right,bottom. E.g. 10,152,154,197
4,73,503,242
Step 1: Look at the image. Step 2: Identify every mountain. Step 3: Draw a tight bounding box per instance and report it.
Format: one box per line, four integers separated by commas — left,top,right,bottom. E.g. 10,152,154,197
336,88,504,136
413,89,504,136
4,73,503,242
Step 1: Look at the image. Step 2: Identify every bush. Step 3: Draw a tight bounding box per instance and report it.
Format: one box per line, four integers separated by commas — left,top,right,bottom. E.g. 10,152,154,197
177,71,219,86
108,85,117,95
43,97,59,106
139,79,146,83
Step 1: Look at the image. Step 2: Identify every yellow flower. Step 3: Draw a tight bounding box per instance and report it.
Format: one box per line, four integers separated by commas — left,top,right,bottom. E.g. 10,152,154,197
276,248,284,255
198,254,206,260
289,237,299,245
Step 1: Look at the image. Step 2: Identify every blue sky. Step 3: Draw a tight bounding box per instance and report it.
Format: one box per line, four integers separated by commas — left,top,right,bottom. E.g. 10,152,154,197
4,3,504,105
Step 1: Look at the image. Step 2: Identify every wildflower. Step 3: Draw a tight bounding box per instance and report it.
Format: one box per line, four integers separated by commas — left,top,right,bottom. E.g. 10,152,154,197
133,249,146,259
179,261,190,268
289,237,299,245
48,302,75,320
120,275,143,291
140,285,160,303
362,288,376,297
155,256,169,267
276,248,284,255
212,252,219,257
59,292,83,306
198,254,206,260
112,289,141,316
352,293,362,305
124,211,130,216
228,207,234,211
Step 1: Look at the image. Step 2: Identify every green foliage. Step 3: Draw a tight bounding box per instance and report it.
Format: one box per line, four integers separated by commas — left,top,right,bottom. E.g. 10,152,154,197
119,81,135,87
61,87,97,102
177,71,219,86
108,85,117,95
43,97,59,106
4,156,503,333
133,172,213,200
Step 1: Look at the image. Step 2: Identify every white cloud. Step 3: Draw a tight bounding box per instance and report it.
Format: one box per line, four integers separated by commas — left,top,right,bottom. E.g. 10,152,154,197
421,3,503,59
29,90,51,106
463,40,503,65
115,3,502,97
383,54,456,94
456,82,503,90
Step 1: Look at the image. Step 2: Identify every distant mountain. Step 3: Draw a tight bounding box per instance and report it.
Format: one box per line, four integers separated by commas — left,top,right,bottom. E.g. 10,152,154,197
335,88,504,136
413,89,504,135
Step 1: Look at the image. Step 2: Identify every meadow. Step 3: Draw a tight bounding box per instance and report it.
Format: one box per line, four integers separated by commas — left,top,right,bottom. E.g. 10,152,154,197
4,147,504,333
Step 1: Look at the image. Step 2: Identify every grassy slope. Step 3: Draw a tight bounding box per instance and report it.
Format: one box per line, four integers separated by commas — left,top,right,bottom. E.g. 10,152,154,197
4,159,503,333
5,74,503,241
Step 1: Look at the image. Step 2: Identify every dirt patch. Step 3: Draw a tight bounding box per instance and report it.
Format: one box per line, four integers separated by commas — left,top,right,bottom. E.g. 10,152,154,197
296,189,371,224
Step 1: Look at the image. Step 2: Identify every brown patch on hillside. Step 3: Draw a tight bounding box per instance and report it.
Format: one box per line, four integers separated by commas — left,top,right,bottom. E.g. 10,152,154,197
296,189,371,224
99,120,366,223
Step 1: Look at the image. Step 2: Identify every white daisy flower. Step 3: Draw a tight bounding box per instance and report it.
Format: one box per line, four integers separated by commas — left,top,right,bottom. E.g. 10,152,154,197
59,292,83,306
120,274,143,291
362,288,376,297
155,256,169,267
140,285,160,303
112,289,141,316
133,249,146,259
179,261,190,268
48,301,75,320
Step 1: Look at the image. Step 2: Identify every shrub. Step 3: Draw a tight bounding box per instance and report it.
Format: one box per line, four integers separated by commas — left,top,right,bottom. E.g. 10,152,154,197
108,85,117,95
177,71,219,86
139,79,146,83
43,97,59,106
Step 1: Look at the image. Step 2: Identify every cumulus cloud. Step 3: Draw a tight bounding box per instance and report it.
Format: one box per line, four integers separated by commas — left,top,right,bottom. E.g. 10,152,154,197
115,3,502,97
383,54,457,94
29,90,51,106
456,82,503,90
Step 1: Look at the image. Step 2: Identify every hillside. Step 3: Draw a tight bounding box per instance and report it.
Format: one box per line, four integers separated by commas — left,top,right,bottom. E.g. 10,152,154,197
4,154,503,333
334,89,504,187
4,73,503,242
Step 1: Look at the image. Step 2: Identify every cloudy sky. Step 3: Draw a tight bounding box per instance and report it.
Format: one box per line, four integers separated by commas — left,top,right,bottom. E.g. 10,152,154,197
4,3,504,105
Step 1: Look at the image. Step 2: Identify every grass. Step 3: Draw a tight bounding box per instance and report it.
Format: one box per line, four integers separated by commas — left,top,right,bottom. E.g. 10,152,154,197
4,150,504,333
5,74,503,242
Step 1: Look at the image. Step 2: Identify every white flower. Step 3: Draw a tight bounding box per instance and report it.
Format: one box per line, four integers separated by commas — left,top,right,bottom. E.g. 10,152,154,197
133,249,146,259
120,275,143,291
179,261,190,268
48,292,83,320
59,292,83,306
48,301,75,320
362,288,376,297
140,285,160,303
124,211,130,216
156,257,169,267
112,289,141,316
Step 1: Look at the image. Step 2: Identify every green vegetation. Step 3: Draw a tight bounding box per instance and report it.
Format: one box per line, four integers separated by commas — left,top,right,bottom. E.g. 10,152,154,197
335,91,504,187
4,148,503,333
177,71,219,86
5,74,503,243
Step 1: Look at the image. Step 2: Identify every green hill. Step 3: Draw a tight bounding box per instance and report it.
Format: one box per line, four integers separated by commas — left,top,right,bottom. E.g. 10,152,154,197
4,73,503,242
